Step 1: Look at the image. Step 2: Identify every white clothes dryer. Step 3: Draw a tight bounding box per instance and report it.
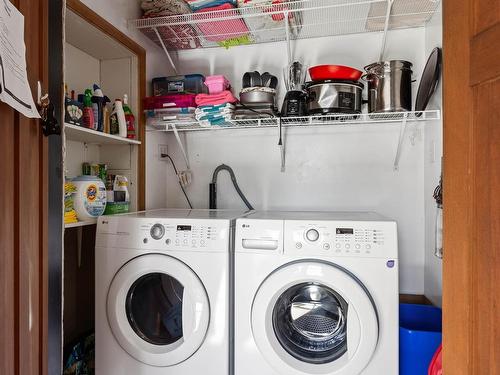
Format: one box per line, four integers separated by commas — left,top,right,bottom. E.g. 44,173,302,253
234,211,399,375
95,209,247,375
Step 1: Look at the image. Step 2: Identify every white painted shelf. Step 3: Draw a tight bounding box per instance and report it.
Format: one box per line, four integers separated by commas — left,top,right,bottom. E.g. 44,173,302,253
64,218,97,229
64,123,141,145
130,0,440,51
146,110,441,132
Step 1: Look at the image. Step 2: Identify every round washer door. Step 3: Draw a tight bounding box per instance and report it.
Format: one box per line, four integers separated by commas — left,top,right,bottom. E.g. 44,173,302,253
107,254,210,367
252,261,378,375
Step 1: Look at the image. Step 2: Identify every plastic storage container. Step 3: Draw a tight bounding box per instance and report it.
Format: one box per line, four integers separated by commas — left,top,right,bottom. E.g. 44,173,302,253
204,75,230,94
72,176,107,221
152,75,205,96
143,94,197,110
400,303,442,375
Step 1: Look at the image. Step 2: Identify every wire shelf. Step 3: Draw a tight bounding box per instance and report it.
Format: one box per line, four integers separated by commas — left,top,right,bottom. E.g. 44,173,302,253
130,0,440,51
146,109,441,132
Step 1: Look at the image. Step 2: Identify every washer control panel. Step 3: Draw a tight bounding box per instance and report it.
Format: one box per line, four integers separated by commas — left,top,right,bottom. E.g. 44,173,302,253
284,220,397,258
96,217,230,252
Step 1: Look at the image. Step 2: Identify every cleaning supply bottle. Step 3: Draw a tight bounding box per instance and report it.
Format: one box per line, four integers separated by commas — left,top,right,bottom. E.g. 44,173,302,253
92,84,110,132
122,94,136,139
82,89,95,129
110,99,127,137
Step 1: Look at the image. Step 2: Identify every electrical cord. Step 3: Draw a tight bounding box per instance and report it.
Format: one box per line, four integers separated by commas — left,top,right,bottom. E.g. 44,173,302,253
162,153,193,209
210,164,254,210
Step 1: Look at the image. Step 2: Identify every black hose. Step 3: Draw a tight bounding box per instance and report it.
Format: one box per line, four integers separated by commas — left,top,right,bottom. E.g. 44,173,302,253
210,164,254,210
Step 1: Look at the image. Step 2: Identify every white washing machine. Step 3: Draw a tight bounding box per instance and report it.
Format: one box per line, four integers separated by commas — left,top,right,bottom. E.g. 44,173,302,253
95,209,247,375
234,211,399,375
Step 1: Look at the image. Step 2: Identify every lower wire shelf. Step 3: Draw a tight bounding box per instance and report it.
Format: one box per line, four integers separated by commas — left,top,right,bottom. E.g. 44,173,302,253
146,110,441,132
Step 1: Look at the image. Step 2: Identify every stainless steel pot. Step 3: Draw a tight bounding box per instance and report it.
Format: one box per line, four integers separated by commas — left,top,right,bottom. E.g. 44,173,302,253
363,60,413,113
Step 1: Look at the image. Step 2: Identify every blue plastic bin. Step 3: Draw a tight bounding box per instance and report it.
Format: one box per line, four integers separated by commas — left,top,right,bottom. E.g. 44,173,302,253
399,303,442,375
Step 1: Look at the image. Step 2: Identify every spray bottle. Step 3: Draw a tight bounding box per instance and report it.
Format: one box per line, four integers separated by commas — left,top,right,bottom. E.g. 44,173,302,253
122,94,136,139
82,89,94,129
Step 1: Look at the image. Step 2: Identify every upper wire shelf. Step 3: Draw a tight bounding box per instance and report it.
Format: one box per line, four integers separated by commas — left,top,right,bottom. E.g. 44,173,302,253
130,0,441,51
146,109,441,132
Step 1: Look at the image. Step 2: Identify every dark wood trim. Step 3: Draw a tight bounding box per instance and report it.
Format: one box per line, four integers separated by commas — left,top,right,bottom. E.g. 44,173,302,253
66,0,147,210
399,294,433,306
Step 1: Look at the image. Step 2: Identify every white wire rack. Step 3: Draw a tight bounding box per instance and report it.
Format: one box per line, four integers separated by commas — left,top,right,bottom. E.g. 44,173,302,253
130,0,440,51
146,109,441,132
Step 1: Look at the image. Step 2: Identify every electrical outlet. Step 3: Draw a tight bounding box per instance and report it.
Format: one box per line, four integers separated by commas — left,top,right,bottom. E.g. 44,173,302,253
158,145,168,161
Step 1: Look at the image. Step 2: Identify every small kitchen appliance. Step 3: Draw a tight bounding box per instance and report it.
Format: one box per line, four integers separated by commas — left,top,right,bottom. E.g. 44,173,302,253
305,79,364,115
281,61,308,117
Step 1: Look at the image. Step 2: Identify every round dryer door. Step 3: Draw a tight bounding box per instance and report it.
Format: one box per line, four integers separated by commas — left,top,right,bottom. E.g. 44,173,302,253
107,254,210,367
252,261,378,375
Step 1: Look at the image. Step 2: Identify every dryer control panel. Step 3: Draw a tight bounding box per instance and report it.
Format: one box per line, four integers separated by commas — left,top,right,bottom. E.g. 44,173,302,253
96,217,231,252
284,220,398,258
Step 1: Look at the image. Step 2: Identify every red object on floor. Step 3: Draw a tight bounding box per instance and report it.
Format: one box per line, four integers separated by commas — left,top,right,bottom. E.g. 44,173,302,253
428,344,442,375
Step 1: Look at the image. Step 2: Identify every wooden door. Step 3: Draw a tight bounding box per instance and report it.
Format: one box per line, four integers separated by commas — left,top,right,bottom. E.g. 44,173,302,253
443,0,500,373
0,0,49,374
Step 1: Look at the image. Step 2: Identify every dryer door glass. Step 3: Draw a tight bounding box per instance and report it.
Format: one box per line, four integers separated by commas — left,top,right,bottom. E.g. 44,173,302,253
272,282,348,364
126,272,184,345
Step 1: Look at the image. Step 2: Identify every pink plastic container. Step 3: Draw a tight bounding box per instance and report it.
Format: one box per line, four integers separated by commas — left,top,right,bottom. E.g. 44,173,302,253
204,75,230,95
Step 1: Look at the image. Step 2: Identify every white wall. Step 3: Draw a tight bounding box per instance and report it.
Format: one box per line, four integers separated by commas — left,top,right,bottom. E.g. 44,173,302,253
424,5,443,306
164,28,428,294
76,0,172,209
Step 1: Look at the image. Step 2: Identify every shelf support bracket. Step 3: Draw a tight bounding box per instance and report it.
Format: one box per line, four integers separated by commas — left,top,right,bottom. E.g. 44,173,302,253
379,0,395,62
393,113,409,171
153,27,179,75
284,10,292,66
170,124,191,170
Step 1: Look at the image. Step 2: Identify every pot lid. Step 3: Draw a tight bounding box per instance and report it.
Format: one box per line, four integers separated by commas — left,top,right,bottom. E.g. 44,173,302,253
415,47,442,116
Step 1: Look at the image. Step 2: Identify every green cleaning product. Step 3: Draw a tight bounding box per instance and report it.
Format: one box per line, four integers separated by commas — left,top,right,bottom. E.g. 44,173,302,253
82,89,94,129
122,94,136,139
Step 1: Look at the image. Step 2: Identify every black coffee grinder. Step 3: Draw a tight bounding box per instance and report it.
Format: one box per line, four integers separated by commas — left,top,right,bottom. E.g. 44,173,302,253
282,61,308,117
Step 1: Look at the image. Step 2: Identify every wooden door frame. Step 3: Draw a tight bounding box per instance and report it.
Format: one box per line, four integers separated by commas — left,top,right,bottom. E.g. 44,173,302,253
66,0,147,210
442,0,499,373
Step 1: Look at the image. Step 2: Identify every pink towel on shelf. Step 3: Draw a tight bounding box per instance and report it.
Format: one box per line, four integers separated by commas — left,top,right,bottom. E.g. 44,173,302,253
195,90,238,106
194,3,249,42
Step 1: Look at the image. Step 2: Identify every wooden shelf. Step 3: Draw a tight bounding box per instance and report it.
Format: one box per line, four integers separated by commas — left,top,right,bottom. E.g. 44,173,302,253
64,218,98,229
64,123,141,145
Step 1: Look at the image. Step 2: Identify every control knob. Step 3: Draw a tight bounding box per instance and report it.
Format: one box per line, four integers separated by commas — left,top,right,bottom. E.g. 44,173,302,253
305,229,320,242
150,224,165,240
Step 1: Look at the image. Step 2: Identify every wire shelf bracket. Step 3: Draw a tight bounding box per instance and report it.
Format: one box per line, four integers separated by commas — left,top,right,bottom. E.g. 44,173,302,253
146,110,441,170
130,0,441,52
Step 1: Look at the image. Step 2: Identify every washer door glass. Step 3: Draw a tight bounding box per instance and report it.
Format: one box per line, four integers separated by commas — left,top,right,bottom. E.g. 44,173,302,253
251,261,379,374
126,273,184,346
107,254,210,367
272,282,348,364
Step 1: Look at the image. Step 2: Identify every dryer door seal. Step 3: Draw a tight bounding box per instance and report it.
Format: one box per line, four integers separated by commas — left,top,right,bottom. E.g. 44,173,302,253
251,260,378,375
107,254,210,367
